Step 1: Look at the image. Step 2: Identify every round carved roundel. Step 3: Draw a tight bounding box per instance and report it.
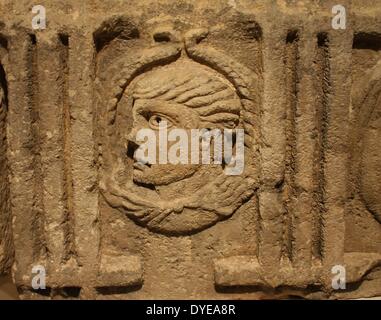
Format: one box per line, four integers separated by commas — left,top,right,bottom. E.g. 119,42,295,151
100,42,257,234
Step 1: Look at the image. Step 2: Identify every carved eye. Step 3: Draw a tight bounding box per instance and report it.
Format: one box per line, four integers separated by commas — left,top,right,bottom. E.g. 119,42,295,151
148,114,173,129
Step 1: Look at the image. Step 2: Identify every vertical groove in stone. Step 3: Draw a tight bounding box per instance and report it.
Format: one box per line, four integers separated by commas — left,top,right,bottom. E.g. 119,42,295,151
8,34,41,282
283,30,299,263
59,34,77,264
313,32,330,262
38,31,78,275
290,28,317,271
27,34,48,263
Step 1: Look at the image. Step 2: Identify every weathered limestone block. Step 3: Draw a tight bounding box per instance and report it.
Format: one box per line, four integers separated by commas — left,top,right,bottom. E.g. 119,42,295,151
0,0,380,299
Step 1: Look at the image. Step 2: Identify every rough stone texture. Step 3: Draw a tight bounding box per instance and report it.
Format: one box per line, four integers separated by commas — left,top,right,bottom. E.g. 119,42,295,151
0,0,380,299
0,38,12,276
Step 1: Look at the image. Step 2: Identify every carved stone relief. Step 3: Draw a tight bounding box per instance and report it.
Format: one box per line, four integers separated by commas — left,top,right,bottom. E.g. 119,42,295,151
98,31,258,234
0,0,380,300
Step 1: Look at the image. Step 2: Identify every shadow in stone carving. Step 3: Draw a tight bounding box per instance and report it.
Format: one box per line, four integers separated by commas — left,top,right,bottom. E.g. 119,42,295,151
0,64,7,106
215,284,323,299
353,32,381,51
96,284,143,295
0,275,18,300
93,16,140,52
53,287,81,299
29,288,52,297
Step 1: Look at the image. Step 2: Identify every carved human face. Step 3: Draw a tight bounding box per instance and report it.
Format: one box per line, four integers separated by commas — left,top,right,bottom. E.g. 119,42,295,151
101,56,255,234
128,98,201,186
127,59,241,187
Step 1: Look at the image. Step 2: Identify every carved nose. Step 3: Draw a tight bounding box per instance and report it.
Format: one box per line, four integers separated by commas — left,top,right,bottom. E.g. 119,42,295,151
127,127,140,144
126,128,141,159
126,139,139,161
128,139,140,151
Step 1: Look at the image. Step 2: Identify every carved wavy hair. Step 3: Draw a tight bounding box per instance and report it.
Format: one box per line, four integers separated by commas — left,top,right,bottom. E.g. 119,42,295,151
131,59,242,129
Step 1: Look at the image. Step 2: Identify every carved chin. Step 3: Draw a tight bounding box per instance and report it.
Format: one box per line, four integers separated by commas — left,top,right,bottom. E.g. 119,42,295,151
132,164,199,186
